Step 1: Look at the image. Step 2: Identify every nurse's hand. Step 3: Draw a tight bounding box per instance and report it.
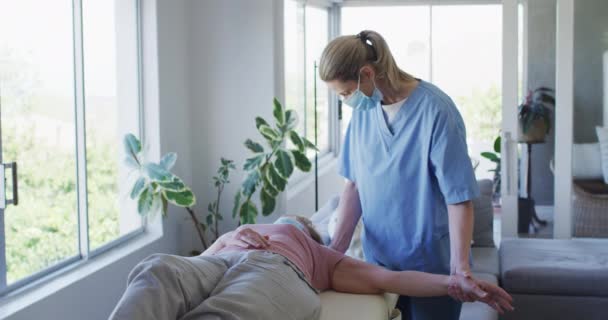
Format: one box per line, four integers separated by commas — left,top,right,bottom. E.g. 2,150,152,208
447,272,485,302
448,274,514,314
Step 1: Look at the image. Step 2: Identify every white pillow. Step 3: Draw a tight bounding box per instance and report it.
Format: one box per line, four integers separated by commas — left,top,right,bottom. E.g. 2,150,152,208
595,126,608,183
310,195,340,245
572,142,603,179
328,211,365,260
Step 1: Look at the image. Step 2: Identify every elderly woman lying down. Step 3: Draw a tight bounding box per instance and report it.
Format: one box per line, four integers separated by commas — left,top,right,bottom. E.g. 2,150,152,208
109,216,513,320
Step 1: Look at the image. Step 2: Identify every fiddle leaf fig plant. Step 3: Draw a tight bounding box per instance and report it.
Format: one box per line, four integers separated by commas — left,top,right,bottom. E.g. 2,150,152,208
124,133,209,249
233,98,318,225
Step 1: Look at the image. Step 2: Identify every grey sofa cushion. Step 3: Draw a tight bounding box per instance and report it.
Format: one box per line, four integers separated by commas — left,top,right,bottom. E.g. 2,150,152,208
500,239,608,296
460,272,498,320
472,179,495,247
503,294,608,320
471,247,499,276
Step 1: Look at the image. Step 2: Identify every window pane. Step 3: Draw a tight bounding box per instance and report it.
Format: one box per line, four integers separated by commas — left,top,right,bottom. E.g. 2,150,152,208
304,6,329,156
284,0,305,141
82,0,142,250
284,1,330,157
340,5,431,131
432,5,502,180
0,0,78,285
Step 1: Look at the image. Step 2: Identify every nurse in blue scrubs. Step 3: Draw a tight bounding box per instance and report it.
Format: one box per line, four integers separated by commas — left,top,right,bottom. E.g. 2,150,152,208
320,30,483,320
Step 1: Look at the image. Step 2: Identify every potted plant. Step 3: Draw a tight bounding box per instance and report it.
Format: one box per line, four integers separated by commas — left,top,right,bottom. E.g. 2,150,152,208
124,97,316,251
481,135,501,204
518,87,555,142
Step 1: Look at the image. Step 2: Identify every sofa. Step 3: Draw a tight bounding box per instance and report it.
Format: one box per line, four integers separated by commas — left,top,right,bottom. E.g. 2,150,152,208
500,238,608,320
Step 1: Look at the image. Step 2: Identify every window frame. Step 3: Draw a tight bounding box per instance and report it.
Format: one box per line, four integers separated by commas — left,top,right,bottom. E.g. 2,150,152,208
282,0,342,186
0,0,146,297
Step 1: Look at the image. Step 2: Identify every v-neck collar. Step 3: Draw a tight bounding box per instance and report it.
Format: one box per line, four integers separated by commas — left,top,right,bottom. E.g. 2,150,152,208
375,79,424,143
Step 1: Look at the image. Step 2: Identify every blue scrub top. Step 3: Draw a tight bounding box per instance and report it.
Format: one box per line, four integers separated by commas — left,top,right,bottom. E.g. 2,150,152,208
339,80,479,274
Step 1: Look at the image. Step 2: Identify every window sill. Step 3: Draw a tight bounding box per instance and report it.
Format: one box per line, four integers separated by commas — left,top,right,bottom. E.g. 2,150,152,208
287,153,339,201
0,222,163,319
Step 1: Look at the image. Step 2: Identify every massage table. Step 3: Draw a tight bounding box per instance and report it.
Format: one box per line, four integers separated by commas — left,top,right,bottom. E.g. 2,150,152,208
312,196,401,320
320,291,401,320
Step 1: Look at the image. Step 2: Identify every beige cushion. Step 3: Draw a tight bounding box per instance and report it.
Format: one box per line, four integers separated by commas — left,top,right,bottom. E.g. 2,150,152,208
319,291,399,320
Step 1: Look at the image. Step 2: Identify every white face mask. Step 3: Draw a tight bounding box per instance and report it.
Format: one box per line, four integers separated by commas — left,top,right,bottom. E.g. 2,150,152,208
342,71,383,111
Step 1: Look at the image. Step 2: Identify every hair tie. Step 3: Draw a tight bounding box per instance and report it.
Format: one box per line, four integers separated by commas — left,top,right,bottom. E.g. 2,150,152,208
356,32,367,42
356,32,377,61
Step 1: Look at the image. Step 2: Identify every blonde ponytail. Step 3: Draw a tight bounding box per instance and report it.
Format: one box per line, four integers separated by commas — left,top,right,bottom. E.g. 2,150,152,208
319,30,414,91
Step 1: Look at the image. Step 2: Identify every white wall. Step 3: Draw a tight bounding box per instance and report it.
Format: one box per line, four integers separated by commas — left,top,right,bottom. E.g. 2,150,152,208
186,0,344,236
188,0,279,234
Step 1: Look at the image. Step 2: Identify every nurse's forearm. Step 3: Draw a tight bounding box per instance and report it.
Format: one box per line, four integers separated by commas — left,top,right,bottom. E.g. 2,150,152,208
329,180,363,253
447,201,474,274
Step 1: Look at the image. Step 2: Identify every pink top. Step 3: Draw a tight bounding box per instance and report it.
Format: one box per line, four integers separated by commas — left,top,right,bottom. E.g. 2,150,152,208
216,224,346,290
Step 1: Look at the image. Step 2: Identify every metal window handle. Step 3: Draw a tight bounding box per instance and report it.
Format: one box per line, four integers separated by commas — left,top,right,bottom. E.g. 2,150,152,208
1,162,18,209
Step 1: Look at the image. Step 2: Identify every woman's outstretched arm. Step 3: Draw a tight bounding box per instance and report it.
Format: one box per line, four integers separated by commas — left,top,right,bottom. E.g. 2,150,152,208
331,256,513,314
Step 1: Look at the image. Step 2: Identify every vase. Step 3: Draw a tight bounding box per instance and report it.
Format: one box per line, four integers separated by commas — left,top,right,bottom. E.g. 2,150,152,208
518,118,548,143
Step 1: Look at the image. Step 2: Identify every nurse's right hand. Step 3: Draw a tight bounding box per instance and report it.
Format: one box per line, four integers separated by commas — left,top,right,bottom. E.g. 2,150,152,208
448,274,514,314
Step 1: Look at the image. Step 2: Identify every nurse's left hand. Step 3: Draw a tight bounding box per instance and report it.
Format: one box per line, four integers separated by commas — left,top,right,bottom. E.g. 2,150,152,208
447,272,486,303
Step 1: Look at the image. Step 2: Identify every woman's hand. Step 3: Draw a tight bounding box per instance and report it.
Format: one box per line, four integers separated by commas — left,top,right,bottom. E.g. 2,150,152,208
448,274,514,314
221,227,270,249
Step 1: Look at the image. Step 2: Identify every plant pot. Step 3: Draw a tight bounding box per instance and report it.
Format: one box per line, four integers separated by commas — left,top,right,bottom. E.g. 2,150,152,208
518,118,548,143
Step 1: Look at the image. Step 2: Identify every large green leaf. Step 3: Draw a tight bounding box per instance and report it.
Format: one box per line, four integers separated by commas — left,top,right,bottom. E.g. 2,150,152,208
161,196,168,217
160,152,177,170
261,188,276,216
242,170,261,197
292,150,312,172
259,124,280,141
144,163,173,182
137,186,154,216
239,200,258,225
274,150,294,178
124,157,140,170
255,117,269,130
289,130,304,152
163,189,196,207
244,139,264,153
267,164,287,191
158,176,187,191
302,137,319,151
243,154,265,171
493,136,501,153
285,110,298,130
232,192,242,218
262,176,279,197
273,98,284,125
124,134,142,162
130,177,147,200
480,152,499,162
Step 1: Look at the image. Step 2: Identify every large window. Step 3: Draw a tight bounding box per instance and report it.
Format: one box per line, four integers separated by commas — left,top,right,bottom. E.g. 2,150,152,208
0,0,143,294
341,3,503,180
284,0,333,158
